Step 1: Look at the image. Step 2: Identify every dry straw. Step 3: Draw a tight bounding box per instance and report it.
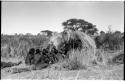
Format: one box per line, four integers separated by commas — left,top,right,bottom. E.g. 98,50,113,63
50,30,97,67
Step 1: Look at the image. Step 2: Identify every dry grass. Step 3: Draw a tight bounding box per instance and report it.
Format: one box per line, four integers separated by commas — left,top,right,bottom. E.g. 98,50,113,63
49,31,97,69
1,63,123,80
1,31,124,80
1,34,49,58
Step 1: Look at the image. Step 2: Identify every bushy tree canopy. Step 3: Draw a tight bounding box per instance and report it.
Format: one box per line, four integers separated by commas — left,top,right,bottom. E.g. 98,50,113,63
62,18,98,35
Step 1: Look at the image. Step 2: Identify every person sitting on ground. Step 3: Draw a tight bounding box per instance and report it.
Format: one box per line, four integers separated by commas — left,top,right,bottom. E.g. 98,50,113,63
25,48,35,65
33,49,43,65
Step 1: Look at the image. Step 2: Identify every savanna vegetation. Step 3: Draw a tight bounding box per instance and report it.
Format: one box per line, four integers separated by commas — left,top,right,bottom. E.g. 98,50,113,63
1,34,49,58
1,18,124,80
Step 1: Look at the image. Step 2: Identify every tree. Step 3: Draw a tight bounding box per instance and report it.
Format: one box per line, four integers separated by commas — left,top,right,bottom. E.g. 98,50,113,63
40,30,53,37
26,33,32,36
62,18,98,35
100,31,105,35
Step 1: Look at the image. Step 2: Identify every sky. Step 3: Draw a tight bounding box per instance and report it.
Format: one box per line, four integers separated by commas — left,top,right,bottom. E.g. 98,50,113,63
2,1,124,35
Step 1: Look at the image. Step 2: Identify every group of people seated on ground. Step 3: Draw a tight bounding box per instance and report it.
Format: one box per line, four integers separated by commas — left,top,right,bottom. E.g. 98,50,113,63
25,44,67,66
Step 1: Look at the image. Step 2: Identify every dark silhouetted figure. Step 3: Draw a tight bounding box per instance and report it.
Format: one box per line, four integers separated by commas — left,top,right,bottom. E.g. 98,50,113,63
33,49,43,65
25,48,35,65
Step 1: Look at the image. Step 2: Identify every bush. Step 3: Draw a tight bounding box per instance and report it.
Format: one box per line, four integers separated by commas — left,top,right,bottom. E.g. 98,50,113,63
64,57,87,70
95,31,124,51
60,49,93,70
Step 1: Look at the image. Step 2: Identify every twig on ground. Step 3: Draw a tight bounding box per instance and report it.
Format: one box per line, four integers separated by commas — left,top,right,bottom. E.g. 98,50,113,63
75,70,80,80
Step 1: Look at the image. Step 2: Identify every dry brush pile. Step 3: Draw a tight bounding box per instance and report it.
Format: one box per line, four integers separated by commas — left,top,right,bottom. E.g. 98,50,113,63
49,30,105,70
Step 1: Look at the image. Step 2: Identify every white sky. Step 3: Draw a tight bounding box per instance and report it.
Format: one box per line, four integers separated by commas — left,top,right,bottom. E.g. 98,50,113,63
2,1,124,35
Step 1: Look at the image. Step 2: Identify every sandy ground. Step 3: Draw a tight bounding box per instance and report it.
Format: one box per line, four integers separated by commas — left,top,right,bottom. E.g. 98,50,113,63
1,51,124,80
1,62,124,80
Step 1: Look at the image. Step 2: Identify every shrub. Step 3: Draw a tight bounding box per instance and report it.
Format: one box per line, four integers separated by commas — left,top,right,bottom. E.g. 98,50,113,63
95,31,124,51
63,50,88,70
